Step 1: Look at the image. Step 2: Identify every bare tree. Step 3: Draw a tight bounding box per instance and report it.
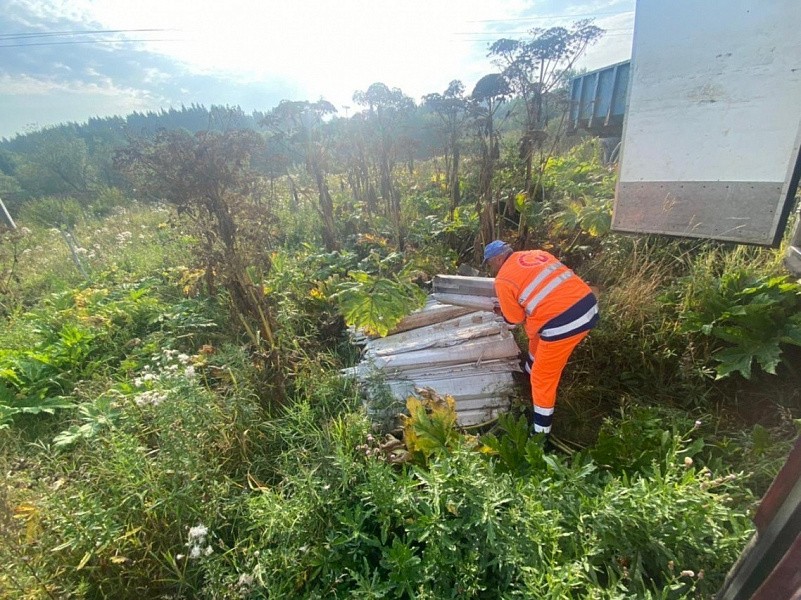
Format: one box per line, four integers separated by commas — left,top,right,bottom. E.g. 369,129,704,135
489,20,604,239
353,83,415,249
115,130,283,396
261,100,340,251
423,80,470,220
471,73,511,252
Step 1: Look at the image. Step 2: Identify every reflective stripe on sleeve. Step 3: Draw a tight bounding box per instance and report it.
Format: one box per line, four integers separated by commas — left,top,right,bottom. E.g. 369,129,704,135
524,271,573,316
518,262,562,305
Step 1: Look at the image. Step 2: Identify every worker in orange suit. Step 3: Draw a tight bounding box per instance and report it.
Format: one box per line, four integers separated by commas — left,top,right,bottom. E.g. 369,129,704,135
484,240,599,437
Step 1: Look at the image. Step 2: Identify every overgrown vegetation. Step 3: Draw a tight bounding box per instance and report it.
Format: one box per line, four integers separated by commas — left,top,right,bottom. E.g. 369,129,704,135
1,21,800,600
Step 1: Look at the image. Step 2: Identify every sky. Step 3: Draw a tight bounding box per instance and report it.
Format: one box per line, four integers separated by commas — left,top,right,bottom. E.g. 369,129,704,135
0,0,635,139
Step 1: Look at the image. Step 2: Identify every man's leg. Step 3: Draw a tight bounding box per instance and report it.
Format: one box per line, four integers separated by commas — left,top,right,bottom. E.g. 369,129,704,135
529,330,589,434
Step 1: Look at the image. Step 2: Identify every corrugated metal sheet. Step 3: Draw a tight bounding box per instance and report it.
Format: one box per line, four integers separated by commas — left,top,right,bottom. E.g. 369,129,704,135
345,276,522,427
433,275,497,297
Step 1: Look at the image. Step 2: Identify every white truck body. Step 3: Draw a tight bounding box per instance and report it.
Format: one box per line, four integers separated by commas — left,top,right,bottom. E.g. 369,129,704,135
613,0,801,250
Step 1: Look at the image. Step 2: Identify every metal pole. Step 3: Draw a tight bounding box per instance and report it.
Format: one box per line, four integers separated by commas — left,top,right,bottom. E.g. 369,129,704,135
0,197,16,229
786,219,801,276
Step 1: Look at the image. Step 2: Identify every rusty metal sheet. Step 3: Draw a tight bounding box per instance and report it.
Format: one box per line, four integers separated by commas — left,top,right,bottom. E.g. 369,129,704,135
752,532,801,600
755,437,801,531
718,436,801,600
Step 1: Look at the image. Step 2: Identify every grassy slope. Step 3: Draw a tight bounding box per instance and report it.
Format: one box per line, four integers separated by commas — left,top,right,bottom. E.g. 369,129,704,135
0,199,797,599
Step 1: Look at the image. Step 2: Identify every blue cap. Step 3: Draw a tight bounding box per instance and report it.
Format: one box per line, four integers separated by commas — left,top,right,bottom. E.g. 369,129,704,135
483,240,512,263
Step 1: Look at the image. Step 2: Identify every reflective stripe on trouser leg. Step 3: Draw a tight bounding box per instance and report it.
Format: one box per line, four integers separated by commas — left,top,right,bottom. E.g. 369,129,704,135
529,330,589,433
524,352,534,374
533,405,554,433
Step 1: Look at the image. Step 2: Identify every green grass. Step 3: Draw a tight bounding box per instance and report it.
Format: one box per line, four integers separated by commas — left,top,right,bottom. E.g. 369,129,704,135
0,196,798,598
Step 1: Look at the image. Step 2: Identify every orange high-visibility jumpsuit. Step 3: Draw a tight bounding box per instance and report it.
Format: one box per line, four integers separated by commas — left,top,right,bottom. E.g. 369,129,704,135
494,250,599,434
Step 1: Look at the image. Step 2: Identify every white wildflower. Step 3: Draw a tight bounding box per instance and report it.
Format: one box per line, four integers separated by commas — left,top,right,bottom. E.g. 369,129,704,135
188,524,208,542
20,227,31,235
176,554,185,561
75,247,88,255
184,365,196,379
680,570,695,578
683,456,694,468
177,353,190,365
237,573,254,587
134,390,167,407
185,524,212,560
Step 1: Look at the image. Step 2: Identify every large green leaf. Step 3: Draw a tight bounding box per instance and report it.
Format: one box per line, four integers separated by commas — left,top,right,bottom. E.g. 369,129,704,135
714,341,783,379
333,273,425,337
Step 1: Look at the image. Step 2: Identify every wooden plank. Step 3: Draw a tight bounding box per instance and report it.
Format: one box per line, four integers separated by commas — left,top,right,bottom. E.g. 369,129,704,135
362,400,510,428
433,275,497,297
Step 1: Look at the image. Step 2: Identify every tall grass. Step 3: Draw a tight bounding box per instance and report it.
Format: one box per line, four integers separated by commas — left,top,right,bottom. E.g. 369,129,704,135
0,188,797,598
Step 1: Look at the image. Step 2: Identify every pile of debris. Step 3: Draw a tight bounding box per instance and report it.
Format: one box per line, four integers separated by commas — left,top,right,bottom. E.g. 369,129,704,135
344,275,523,427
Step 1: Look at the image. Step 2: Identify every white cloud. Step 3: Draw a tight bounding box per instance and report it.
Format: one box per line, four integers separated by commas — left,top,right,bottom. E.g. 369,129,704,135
142,67,171,84
0,73,164,136
0,72,159,102
2,0,636,135
25,0,534,106
580,9,634,71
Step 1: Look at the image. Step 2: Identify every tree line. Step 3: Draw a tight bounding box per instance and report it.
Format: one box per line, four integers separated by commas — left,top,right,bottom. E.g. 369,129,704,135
0,21,603,255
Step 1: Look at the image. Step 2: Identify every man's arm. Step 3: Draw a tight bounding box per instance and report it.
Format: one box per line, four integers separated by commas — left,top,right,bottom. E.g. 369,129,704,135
494,279,525,326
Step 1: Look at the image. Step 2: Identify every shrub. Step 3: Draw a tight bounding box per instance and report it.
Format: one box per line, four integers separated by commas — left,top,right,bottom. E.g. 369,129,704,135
193,394,751,599
680,268,801,379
